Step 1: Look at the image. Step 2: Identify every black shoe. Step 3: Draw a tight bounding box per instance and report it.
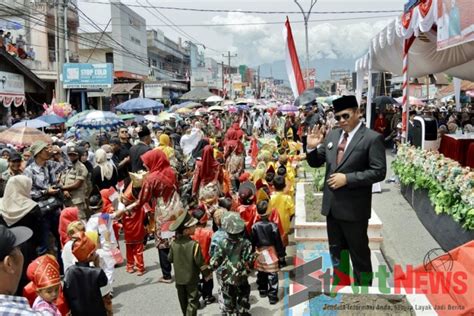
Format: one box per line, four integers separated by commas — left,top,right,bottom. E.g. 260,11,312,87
259,291,268,298
205,296,216,305
269,298,278,305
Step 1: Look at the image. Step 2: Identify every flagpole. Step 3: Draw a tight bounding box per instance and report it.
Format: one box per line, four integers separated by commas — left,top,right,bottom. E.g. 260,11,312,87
294,0,318,88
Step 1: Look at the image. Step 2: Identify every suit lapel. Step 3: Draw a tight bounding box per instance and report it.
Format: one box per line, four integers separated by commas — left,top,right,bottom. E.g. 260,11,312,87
335,125,366,171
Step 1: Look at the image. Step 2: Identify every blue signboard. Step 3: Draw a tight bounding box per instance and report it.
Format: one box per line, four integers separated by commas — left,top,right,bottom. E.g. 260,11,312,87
63,63,113,89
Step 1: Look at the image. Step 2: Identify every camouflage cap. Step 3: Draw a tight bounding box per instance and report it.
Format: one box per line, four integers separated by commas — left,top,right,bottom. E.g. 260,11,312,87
221,212,245,234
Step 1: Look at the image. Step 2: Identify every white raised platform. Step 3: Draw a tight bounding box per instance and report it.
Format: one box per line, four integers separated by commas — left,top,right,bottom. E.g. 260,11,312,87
294,182,384,250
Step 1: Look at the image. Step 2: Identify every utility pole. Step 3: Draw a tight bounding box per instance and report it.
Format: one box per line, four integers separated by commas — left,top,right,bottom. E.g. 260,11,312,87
55,0,66,102
256,66,260,99
294,0,318,88
222,51,237,99
64,0,70,104
218,62,225,97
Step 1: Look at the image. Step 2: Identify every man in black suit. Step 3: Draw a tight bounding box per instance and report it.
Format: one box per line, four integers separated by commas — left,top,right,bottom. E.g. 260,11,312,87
306,95,386,286
129,125,152,173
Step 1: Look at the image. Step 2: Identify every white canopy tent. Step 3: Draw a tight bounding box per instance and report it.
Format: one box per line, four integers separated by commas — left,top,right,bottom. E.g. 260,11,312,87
355,0,474,134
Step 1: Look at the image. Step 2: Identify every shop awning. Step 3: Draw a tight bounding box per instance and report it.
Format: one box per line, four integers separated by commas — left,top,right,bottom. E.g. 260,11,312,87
111,83,140,95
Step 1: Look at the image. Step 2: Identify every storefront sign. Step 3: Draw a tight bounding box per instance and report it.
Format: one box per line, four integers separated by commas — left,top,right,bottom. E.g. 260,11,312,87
63,63,113,89
0,71,25,95
144,84,163,98
437,0,474,50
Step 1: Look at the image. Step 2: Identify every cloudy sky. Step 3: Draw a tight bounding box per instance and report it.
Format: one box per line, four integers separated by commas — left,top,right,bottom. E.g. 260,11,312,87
78,0,406,66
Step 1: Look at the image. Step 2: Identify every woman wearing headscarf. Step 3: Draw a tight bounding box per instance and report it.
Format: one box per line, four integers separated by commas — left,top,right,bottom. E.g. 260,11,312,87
126,149,181,283
92,148,118,191
157,134,175,159
0,175,43,295
192,145,223,202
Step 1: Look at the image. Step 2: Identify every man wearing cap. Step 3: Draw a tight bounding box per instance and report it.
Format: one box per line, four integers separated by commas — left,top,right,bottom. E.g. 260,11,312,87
306,95,386,287
60,146,89,220
24,141,67,255
0,225,43,315
1,152,22,182
129,125,152,173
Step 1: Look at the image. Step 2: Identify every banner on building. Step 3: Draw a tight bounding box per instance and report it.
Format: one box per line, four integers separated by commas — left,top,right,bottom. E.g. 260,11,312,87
437,0,474,50
63,63,114,89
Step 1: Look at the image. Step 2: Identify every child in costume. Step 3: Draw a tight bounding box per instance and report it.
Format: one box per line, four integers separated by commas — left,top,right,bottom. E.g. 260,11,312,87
62,221,85,272
63,232,108,316
268,175,295,246
210,212,256,315
168,211,210,316
26,255,62,316
251,200,286,304
190,207,215,305
236,182,258,237
86,194,126,294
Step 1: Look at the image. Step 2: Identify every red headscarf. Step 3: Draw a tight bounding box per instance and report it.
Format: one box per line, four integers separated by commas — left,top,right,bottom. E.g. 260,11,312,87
224,129,244,156
193,145,220,195
225,123,244,141
139,149,177,203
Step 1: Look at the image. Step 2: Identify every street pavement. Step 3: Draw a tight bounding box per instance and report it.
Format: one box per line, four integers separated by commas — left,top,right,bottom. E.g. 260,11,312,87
111,150,440,315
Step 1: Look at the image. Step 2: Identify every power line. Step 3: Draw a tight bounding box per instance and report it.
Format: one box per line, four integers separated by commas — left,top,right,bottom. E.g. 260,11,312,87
80,1,403,15
77,14,397,28
71,1,150,65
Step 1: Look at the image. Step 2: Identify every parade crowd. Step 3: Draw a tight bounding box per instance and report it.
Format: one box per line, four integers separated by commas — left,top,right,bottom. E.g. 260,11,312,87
1,96,473,315
0,103,326,316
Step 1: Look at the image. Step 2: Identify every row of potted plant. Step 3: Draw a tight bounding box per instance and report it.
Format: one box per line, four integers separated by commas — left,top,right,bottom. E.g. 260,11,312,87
392,143,474,230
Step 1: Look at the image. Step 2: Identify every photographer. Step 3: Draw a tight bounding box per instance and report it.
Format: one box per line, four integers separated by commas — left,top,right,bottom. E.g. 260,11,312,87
23,141,67,256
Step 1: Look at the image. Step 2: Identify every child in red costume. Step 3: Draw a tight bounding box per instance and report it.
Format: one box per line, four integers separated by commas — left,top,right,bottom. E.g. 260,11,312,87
236,181,258,237
121,202,146,275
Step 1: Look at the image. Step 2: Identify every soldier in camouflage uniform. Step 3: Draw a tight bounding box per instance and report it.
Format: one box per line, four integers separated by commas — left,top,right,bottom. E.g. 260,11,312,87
210,212,256,315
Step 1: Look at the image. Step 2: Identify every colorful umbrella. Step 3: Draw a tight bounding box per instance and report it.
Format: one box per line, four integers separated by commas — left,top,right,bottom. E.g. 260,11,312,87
278,104,299,113
12,119,50,129
228,106,237,113
118,114,136,121
66,110,93,127
176,107,194,114
115,98,164,113
0,127,52,146
74,111,123,130
237,104,249,111
209,105,224,111
38,114,66,125
223,100,235,106
205,95,224,103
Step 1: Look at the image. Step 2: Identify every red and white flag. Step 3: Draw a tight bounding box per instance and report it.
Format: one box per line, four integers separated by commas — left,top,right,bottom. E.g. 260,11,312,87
283,17,306,98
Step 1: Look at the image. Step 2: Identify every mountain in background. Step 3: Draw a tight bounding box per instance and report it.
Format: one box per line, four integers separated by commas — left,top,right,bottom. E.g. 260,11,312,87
257,57,356,83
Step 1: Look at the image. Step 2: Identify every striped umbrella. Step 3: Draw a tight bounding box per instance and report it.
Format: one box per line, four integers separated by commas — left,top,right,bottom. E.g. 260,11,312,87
0,127,52,146
74,111,124,130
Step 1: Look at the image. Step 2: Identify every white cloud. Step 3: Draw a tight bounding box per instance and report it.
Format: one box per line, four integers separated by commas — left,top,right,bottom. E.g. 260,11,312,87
211,12,391,65
307,20,390,59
